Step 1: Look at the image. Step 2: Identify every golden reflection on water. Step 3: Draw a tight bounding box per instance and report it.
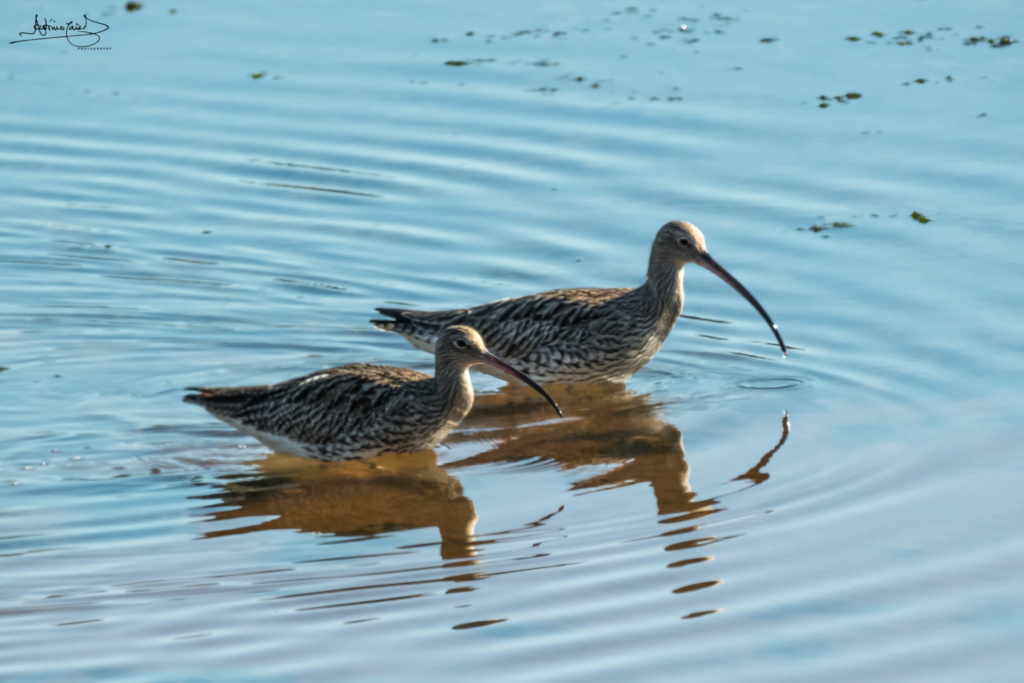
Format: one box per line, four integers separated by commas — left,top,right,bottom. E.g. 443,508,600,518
452,384,706,516
199,382,789,595
453,384,788,510
203,451,478,559
454,384,789,613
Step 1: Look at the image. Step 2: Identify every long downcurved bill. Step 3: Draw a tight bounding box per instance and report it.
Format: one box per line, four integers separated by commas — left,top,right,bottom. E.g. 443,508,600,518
698,253,787,356
479,352,564,418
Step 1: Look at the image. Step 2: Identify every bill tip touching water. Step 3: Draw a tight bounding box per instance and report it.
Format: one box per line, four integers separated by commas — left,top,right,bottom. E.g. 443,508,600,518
185,325,561,461
373,220,787,383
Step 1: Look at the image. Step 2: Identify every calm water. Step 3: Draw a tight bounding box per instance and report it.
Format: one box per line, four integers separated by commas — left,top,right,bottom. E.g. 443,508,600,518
3,0,1023,680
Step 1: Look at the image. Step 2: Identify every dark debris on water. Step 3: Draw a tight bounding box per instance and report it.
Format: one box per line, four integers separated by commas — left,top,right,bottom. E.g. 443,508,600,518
964,35,1016,47
798,221,854,235
842,27,1015,48
444,59,496,66
818,92,862,108
903,75,954,86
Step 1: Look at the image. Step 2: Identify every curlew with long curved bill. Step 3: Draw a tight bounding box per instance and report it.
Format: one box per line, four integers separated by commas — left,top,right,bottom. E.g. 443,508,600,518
184,326,562,461
372,221,786,384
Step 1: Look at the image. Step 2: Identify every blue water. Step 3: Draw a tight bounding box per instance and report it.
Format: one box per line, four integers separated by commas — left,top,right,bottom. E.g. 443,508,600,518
2,0,1023,680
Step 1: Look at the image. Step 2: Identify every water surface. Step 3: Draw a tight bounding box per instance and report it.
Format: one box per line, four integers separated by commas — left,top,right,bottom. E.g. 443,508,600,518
3,0,1024,680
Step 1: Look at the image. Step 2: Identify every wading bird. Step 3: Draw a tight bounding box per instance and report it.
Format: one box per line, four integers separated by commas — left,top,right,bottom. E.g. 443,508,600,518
185,326,562,461
373,221,786,383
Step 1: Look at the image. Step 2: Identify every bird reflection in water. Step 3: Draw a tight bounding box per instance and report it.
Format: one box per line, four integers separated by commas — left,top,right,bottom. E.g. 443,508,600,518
202,451,480,560
452,383,790,618
449,384,788,513
199,382,788,594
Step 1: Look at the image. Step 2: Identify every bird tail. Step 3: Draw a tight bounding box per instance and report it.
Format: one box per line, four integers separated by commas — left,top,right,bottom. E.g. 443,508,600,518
370,307,410,331
183,387,212,405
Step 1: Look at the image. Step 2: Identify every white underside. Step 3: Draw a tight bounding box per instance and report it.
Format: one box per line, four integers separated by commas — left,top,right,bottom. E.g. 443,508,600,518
405,333,437,355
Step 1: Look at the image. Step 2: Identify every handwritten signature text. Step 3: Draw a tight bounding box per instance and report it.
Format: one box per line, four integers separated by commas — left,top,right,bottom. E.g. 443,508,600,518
11,14,109,47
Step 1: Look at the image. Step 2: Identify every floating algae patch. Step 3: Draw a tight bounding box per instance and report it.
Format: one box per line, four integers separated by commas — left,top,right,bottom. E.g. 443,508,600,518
846,26,1016,48
902,76,954,86
911,211,932,224
818,92,862,108
895,29,918,46
444,59,496,66
798,221,855,235
845,27,948,46
964,35,1016,47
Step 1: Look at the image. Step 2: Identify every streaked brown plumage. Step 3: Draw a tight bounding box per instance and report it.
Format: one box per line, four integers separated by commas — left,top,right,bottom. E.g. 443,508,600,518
372,221,786,384
184,326,562,461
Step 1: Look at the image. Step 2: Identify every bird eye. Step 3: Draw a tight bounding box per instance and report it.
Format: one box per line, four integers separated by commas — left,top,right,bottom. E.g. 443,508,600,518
454,339,468,349
678,238,691,247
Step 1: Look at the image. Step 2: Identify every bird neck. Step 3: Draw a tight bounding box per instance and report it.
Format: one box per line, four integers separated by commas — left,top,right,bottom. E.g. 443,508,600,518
433,363,475,422
642,255,685,323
